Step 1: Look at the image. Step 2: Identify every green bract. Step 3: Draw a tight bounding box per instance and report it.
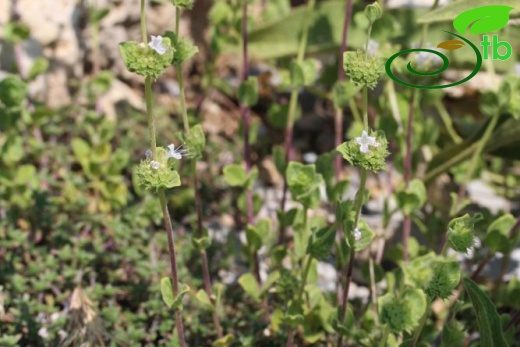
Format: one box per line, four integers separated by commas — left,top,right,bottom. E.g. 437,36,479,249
447,214,480,253
343,51,384,89
378,288,427,333
164,31,199,65
424,260,460,299
286,162,323,208
119,39,174,78
171,0,194,9
135,147,181,191
336,130,389,172
395,179,427,216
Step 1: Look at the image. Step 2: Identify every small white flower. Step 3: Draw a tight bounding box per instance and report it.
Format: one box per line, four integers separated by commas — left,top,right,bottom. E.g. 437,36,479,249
355,130,380,154
145,149,152,160
353,228,362,241
150,161,161,169
165,144,188,160
148,35,167,55
367,39,379,57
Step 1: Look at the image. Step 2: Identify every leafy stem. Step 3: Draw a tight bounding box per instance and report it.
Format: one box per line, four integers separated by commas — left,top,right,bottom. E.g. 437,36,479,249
410,297,433,347
173,4,223,338
279,0,316,245
378,325,390,347
141,1,186,345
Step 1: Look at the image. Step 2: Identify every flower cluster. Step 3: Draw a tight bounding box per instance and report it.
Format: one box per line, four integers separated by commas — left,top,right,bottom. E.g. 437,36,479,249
343,50,384,89
336,129,389,172
136,144,188,191
119,35,174,78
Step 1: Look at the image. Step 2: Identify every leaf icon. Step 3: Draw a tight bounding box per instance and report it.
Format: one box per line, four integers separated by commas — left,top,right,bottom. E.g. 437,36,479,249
437,40,465,50
453,5,514,35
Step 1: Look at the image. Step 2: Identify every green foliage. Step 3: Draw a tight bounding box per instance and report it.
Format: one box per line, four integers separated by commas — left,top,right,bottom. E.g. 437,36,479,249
463,278,510,347
286,162,323,208
0,75,28,107
485,214,517,254
238,77,259,107
364,1,383,24
291,59,318,87
395,179,427,216
4,22,30,44
161,278,190,310
306,226,335,260
119,39,174,78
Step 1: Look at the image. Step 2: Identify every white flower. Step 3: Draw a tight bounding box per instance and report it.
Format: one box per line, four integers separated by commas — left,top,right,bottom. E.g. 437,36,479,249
353,228,362,241
148,35,167,55
367,39,379,57
355,130,380,154
165,144,188,160
145,149,152,160
150,161,161,169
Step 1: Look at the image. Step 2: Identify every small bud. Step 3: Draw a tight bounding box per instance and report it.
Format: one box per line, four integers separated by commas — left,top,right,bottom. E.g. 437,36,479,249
447,214,480,253
365,2,383,24
343,50,384,89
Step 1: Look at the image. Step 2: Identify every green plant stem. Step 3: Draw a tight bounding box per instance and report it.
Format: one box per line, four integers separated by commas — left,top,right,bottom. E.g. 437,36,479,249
286,209,311,347
141,1,186,345
174,5,223,338
434,100,462,144
337,167,367,347
410,299,432,347
158,191,187,347
145,77,157,158
349,99,362,125
140,0,147,44
362,85,368,129
378,325,390,347
278,0,316,245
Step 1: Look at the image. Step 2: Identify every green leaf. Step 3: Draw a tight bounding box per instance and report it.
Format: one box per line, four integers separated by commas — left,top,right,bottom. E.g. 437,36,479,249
195,289,214,310
160,277,175,308
192,227,211,251
212,334,235,347
418,0,520,25
238,273,261,302
27,58,49,81
4,22,30,44
238,77,259,107
485,214,517,254
0,75,28,107
441,321,466,347
307,226,336,260
354,219,375,252
395,179,427,216
365,1,383,23
223,164,247,187
291,59,318,87
453,5,514,35
89,7,110,23
463,278,509,347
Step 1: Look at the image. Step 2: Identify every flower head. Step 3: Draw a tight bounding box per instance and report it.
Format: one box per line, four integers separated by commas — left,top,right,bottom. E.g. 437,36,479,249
165,143,188,160
353,228,362,241
355,130,380,154
148,35,168,55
